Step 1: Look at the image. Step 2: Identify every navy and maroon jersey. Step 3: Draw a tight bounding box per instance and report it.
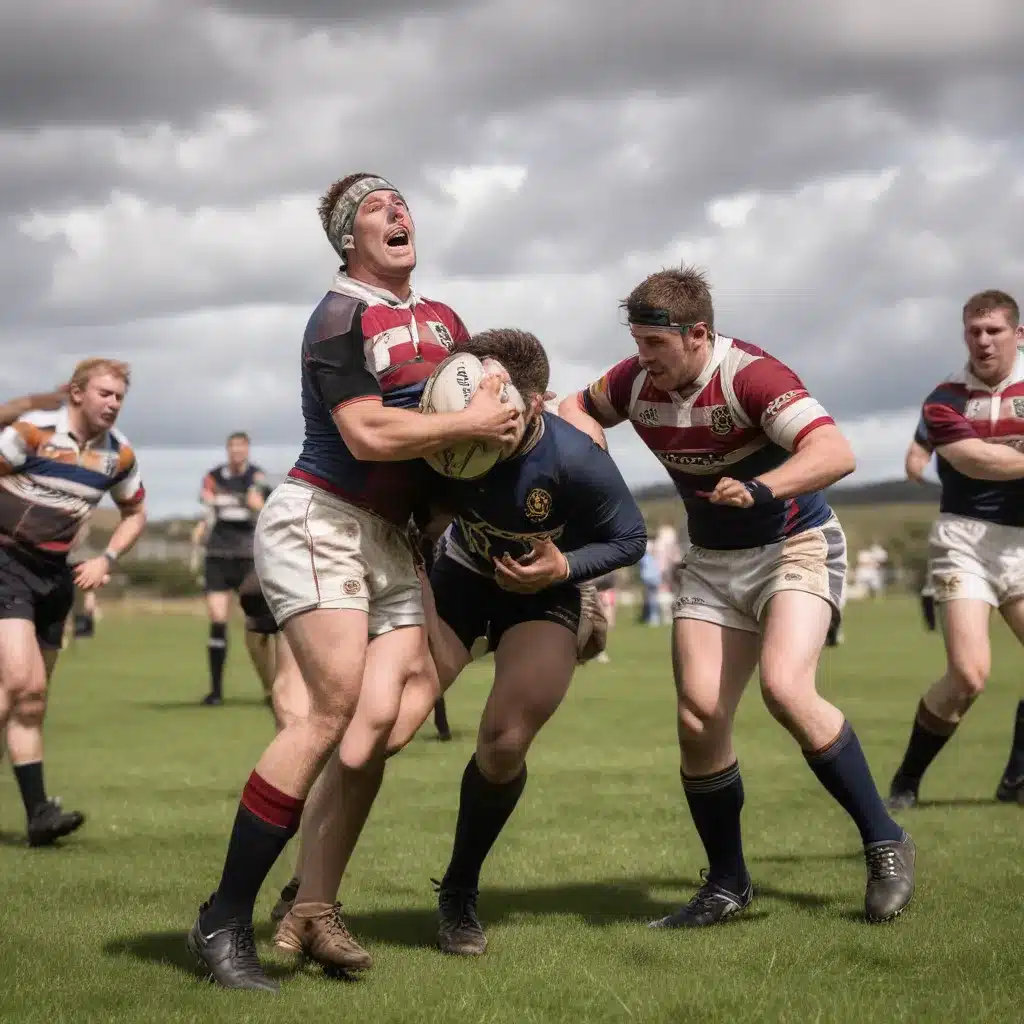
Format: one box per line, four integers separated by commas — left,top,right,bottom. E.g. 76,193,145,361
437,413,647,584
920,354,1024,527
290,273,469,525
0,407,144,566
580,334,834,550
200,462,266,559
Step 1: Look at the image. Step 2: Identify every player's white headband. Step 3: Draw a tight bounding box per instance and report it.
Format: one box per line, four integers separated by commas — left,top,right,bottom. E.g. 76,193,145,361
327,175,404,262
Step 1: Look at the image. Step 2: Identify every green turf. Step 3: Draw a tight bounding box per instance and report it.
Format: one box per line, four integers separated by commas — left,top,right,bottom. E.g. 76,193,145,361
1,598,1021,1023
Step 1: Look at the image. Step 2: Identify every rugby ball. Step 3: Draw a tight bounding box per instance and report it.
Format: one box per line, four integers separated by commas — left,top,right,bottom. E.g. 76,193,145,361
420,353,522,479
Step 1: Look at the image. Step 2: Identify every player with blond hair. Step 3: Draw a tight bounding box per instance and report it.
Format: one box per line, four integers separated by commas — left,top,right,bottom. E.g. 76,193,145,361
0,359,146,845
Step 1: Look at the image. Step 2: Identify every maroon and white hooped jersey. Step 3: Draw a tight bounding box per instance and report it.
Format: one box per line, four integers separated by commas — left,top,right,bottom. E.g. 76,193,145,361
581,334,835,549
921,353,1024,527
292,274,470,525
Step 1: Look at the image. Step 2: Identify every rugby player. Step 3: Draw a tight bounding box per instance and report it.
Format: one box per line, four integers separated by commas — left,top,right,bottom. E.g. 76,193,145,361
559,266,915,926
888,290,1024,808
195,432,270,705
270,329,646,964
0,359,146,845
187,173,519,992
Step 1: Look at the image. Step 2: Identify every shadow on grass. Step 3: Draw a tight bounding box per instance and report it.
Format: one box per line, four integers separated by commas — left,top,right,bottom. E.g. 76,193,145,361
139,698,272,712
914,797,1007,808
104,922,292,979
104,872,842,972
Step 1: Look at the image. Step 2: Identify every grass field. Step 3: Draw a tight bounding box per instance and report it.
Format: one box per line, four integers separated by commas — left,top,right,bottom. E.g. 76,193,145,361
1,598,1021,1023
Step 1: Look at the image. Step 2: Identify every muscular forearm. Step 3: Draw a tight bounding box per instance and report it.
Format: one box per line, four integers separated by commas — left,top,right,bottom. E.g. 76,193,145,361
939,441,1024,481
337,405,485,462
0,396,31,428
757,437,856,500
107,507,147,557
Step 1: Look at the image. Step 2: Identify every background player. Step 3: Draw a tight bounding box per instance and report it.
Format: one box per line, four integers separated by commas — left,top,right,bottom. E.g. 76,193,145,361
888,290,1024,807
560,266,915,927
195,432,269,706
271,329,647,965
0,359,146,845
187,173,519,992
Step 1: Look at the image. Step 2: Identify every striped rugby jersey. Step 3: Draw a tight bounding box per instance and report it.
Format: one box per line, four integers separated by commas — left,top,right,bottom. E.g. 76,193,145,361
582,334,834,550
0,407,145,560
291,273,469,525
920,351,1024,527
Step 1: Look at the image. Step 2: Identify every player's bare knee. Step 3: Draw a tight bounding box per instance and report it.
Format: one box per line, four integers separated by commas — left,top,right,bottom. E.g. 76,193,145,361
946,660,988,700
677,693,727,736
758,674,810,728
11,685,47,725
477,724,531,780
304,695,355,748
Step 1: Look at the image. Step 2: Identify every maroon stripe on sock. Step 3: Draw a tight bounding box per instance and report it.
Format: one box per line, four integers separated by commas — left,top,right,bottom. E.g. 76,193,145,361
240,771,304,830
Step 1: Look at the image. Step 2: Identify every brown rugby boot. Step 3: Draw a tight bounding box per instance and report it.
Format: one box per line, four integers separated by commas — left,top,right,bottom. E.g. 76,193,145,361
273,902,372,971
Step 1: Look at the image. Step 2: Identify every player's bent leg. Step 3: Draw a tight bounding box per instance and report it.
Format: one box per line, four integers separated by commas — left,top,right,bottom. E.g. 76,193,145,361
994,598,1024,803
437,620,577,956
651,615,759,930
244,630,276,705
1,618,84,847
889,596,992,808
760,591,913,922
267,632,308,922
188,607,369,992
279,625,430,972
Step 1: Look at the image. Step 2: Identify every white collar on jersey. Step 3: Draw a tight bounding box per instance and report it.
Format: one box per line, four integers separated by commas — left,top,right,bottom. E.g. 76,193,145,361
329,270,421,310
962,348,1024,393
666,333,732,402
36,404,110,450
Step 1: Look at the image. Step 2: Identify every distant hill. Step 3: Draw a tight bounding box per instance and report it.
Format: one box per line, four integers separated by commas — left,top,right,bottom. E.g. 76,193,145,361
632,478,940,507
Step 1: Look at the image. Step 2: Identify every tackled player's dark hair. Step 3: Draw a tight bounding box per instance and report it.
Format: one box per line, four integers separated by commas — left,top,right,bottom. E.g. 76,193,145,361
623,264,715,331
462,329,550,400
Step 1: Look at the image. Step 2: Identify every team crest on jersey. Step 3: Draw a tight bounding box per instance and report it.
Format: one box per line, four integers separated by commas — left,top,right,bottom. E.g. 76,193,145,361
425,321,455,351
965,399,984,420
763,389,803,420
1013,398,1024,418
524,487,552,522
635,406,659,427
710,407,734,435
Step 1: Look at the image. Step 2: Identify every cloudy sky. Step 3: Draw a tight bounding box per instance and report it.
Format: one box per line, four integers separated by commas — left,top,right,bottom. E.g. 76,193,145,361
3,1,1022,517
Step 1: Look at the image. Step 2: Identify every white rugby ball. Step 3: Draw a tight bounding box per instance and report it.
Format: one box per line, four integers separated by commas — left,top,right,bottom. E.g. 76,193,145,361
420,352,523,479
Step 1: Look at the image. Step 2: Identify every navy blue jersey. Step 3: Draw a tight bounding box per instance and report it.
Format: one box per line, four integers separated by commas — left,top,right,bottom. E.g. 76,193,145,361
437,413,647,584
289,274,469,525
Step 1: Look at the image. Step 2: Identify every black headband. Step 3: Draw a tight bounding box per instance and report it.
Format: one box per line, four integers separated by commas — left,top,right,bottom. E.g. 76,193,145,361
627,305,697,332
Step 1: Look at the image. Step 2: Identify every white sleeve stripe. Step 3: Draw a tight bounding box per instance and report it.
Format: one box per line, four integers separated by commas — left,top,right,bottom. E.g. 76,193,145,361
0,427,28,468
765,397,830,450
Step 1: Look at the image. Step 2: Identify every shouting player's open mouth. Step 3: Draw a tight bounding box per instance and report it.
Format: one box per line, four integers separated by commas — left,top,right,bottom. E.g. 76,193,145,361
384,226,412,257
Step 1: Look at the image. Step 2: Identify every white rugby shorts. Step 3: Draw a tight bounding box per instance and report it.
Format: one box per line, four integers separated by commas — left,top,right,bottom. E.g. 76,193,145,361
254,478,423,636
673,516,847,633
928,513,1024,608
